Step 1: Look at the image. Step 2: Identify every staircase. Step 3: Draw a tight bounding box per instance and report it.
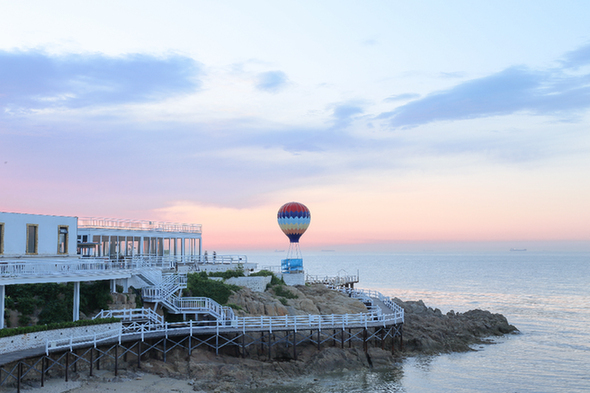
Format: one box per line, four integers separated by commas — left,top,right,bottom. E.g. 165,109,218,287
141,273,235,322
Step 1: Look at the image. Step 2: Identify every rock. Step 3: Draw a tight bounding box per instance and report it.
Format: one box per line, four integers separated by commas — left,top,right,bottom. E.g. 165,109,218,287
393,298,518,355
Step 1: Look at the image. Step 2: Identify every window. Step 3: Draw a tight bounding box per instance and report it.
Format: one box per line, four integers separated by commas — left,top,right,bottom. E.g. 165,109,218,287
0,223,4,254
58,226,69,254
26,224,38,254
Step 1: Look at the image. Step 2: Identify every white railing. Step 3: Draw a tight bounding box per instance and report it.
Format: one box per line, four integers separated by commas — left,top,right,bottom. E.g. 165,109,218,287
339,288,404,316
306,273,360,287
94,308,164,325
45,307,403,354
78,217,202,234
40,287,404,355
45,325,123,354
0,255,249,280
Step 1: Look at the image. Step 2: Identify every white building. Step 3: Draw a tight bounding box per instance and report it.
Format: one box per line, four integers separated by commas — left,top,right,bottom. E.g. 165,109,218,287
0,212,78,258
1,211,253,329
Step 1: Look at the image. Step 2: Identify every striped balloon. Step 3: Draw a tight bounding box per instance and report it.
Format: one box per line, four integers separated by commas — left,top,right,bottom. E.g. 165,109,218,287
277,202,311,243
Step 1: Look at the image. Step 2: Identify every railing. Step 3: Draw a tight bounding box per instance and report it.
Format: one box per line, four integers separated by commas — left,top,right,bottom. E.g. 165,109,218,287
0,254,249,280
0,257,175,279
94,308,164,325
78,217,202,234
40,287,404,354
339,288,404,316
306,273,360,287
46,325,123,354
46,307,403,353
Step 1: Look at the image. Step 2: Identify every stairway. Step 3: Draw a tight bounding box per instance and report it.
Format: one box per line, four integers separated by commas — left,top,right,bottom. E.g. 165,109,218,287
141,273,235,322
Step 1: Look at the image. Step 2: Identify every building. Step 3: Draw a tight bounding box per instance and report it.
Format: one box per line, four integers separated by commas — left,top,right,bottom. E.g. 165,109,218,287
0,211,252,329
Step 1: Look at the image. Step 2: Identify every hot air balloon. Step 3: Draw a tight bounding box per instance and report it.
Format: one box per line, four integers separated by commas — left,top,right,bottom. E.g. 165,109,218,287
277,202,310,273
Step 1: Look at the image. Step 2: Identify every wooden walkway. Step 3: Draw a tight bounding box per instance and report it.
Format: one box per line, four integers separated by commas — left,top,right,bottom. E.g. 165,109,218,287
0,289,404,392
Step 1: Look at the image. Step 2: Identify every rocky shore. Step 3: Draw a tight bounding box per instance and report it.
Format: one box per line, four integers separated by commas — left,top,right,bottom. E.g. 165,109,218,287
23,284,517,393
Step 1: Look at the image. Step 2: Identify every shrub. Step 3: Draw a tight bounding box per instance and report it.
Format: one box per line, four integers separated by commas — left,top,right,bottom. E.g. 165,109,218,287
273,285,298,299
208,267,245,280
252,270,283,286
186,272,241,305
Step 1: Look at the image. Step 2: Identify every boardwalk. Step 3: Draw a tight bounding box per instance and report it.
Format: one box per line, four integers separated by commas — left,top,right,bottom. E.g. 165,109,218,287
0,289,404,391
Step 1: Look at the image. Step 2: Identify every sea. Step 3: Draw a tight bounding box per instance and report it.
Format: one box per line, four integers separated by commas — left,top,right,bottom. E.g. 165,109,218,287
244,251,590,393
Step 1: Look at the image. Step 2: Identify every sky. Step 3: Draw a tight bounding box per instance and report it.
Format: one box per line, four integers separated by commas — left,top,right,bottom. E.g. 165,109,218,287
1,1,589,252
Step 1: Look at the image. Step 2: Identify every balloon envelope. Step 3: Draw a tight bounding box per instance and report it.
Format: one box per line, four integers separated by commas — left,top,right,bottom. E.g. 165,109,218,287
277,202,311,243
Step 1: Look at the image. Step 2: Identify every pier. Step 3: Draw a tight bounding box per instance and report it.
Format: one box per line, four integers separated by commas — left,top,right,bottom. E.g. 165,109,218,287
0,287,403,391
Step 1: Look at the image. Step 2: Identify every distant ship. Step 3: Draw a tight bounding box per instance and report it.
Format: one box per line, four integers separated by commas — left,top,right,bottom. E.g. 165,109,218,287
510,248,527,252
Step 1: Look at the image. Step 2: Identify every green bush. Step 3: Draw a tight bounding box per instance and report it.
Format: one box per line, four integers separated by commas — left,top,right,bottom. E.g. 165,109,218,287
186,272,241,305
226,303,243,311
208,267,245,279
5,281,112,327
251,270,283,286
0,318,120,338
278,297,288,306
273,285,298,299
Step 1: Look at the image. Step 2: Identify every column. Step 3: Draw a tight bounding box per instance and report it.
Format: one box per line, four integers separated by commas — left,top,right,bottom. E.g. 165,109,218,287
123,278,129,293
73,282,80,322
111,279,116,293
0,285,5,329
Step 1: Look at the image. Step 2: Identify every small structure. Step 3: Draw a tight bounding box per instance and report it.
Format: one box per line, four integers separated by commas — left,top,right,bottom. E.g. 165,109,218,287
277,202,310,276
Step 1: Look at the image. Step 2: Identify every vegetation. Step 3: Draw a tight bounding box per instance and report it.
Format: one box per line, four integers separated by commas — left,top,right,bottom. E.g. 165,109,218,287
251,270,284,286
272,285,298,299
207,266,245,279
186,271,241,305
0,318,120,338
5,281,112,327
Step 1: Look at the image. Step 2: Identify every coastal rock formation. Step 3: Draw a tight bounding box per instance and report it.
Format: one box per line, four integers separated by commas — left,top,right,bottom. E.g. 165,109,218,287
228,284,368,317
394,298,518,354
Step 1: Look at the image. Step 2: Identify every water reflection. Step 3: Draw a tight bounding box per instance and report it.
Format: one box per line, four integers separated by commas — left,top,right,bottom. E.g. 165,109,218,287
251,366,405,393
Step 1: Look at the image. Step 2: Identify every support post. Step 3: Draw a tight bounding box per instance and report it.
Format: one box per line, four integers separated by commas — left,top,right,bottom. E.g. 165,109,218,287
138,341,141,369
268,333,272,360
363,328,368,353
0,285,5,329
41,357,46,386
65,352,69,382
73,282,80,321
115,345,118,376
317,329,321,351
110,279,116,293
17,362,22,393
293,330,297,360
90,348,93,377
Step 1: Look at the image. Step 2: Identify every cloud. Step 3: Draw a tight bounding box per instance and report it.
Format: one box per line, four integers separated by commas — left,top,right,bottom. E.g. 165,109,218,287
561,42,590,69
379,63,590,128
330,102,364,129
0,50,201,111
439,71,466,78
384,93,420,102
255,70,288,92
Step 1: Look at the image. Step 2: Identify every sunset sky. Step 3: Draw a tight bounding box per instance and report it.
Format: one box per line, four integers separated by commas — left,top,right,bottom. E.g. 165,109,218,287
1,1,589,252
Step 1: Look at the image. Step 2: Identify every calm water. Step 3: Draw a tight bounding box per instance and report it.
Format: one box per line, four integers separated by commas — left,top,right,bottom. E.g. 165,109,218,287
247,251,590,392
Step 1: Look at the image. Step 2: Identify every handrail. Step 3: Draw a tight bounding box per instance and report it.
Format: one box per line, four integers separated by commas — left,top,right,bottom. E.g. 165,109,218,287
45,305,403,353
78,217,202,234
0,255,249,280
